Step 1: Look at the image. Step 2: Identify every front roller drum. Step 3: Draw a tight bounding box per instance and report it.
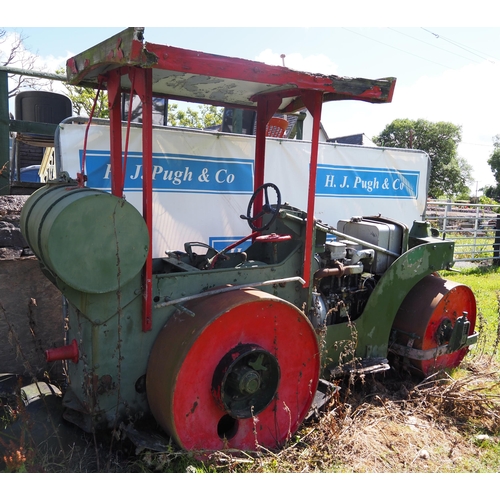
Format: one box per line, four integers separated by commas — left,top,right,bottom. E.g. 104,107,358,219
391,274,477,376
146,288,320,451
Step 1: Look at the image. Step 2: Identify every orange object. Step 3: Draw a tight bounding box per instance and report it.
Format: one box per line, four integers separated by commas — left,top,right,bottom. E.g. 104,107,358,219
265,117,288,138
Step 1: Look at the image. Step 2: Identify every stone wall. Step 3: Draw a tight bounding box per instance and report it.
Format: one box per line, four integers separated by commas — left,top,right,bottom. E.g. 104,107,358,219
0,195,30,259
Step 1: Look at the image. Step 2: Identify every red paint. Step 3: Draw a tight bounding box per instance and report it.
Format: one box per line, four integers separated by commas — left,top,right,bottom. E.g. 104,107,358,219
129,35,144,61
210,232,259,268
107,69,123,198
419,283,477,375
67,58,77,76
393,276,477,376
255,233,292,243
105,66,153,331
253,96,282,229
134,68,154,332
358,86,382,99
300,90,323,289
147,290,320,451
46,339,79,364
144,42,380,100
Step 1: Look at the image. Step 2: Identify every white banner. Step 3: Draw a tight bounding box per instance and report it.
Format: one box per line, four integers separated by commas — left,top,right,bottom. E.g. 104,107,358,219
56,123,429,258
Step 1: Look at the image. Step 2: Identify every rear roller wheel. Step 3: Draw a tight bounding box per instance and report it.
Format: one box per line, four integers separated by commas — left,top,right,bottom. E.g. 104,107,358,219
146,288,320,451
391,274,476,376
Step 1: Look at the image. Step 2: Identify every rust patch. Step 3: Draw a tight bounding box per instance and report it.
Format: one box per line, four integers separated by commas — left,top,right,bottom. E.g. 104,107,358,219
86,373,114,397
97,374,114,395
186,400,198,417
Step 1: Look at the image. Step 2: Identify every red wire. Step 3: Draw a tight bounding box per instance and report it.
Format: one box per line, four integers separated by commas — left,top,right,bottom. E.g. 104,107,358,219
122,70,136,193
79,76,104,187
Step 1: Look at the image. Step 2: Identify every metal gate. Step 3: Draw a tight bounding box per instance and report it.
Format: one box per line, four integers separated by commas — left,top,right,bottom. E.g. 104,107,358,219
425,200,500,263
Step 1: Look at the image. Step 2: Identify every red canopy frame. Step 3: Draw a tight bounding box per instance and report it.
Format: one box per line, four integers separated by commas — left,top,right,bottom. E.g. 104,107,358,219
67,27,396,331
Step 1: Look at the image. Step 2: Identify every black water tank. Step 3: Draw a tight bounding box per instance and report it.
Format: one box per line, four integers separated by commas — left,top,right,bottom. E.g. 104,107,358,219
15,91,72,123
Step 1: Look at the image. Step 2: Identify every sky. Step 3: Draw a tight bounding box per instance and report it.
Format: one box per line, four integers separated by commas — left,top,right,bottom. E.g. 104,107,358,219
3,3,500,194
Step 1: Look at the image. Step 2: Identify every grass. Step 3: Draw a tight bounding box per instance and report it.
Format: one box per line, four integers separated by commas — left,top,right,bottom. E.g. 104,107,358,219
2,265,500,473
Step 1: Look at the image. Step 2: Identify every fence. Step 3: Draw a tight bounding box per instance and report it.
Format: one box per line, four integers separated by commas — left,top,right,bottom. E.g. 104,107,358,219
425,200,500,264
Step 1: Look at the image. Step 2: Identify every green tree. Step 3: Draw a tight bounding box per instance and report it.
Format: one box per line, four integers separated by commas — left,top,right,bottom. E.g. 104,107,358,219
167,103,223,129
482,136,500,201
483,185,500,201
58,67,223,128
373,118,471,198
57,68,109,118
487,135,500,182
64,84,109,118
438,156,473,199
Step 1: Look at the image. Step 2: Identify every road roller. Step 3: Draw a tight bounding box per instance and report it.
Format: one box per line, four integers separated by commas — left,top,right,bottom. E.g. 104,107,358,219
20,28,478,452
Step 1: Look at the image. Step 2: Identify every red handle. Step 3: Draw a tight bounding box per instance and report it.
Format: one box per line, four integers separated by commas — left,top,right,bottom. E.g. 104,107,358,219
46,339,79,364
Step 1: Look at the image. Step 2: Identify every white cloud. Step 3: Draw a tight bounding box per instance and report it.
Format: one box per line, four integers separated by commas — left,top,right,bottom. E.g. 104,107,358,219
255,46,499,189
39,53,71,73
390,61,500,189
320,59,500,190
255,49,339,75
2,30,71,107
1,30,63,73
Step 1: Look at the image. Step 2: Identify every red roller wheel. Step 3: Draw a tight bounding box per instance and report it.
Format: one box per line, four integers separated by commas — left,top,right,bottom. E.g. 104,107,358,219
146,288,320,451
392,274,476,376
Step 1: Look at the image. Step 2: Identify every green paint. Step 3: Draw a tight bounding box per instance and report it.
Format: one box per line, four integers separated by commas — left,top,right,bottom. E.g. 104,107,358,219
0,71,10,195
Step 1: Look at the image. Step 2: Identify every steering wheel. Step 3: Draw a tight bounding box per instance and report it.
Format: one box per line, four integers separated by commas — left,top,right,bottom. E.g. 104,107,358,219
240,183,282,231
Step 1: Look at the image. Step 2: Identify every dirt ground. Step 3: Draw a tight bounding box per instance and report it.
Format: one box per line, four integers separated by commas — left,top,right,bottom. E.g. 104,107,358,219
0,195,64,380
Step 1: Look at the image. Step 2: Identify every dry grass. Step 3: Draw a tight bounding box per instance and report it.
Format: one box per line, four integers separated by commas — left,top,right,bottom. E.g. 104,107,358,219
198,360,500,473
116,354,500,474
2,357,500,473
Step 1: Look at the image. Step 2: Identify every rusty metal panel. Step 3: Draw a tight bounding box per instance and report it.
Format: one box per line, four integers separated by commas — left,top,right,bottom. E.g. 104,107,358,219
66,27,396,112
66,27,148,85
